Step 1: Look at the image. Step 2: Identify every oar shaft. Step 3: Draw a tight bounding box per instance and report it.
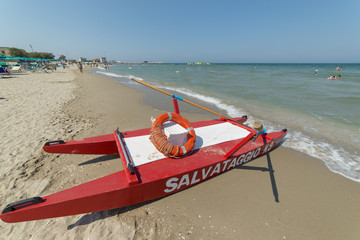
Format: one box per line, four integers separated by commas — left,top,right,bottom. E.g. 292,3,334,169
132,78,173,97
182,98,228,119
131,78,229,119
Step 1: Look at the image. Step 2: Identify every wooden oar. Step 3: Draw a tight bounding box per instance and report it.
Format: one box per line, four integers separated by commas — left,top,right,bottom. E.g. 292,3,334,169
130,78,256,132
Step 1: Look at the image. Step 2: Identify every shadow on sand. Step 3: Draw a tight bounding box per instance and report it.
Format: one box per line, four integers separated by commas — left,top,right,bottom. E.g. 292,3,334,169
236,137,286,203
67,199,158,230
237,152,279,202
78,154,119,166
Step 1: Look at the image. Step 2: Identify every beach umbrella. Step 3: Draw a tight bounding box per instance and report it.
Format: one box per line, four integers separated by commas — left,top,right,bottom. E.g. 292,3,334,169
1,56,20,61
0,55,13,59
0,55,15,60
14,57,27,61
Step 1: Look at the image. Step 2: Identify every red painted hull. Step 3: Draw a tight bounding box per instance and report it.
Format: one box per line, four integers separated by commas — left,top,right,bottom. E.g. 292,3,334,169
0,116,287,223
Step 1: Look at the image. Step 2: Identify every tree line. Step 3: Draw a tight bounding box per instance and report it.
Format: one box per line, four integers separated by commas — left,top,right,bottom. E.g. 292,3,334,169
8,47,57,59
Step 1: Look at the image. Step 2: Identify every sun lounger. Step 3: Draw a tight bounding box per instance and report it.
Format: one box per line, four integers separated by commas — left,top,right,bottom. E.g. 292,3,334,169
10,65,21,72
0,67,11,78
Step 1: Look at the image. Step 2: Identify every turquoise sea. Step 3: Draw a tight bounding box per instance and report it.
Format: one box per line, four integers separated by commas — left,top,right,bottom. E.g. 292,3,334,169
93,63,360,183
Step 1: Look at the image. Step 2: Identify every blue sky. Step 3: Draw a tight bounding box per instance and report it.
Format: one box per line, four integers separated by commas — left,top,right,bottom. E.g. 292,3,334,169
2,0,359,63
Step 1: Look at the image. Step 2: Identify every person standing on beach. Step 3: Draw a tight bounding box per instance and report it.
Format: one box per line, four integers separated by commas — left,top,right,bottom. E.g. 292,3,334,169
78,62,83,73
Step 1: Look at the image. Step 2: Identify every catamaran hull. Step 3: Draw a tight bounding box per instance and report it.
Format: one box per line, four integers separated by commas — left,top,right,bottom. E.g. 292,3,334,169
0,117,287,223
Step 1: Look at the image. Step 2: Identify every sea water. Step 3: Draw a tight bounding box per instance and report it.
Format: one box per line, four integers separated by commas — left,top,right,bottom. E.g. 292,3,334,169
94,63,360,183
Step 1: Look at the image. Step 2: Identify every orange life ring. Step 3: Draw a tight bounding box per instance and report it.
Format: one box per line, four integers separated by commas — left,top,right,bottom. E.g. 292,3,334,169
149,112,196,157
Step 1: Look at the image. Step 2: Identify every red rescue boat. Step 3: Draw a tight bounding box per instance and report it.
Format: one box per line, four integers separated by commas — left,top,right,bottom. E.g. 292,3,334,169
0,80,287,223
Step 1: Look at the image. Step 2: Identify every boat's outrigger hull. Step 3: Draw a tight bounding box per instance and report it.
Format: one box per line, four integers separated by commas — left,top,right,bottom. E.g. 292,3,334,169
0,115,287,223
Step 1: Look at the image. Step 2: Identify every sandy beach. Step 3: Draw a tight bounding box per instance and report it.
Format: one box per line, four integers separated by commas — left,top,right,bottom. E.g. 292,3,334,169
1,68,360,240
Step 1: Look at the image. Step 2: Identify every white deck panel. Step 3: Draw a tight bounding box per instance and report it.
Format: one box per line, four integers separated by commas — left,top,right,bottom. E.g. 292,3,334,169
124,122,250,166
